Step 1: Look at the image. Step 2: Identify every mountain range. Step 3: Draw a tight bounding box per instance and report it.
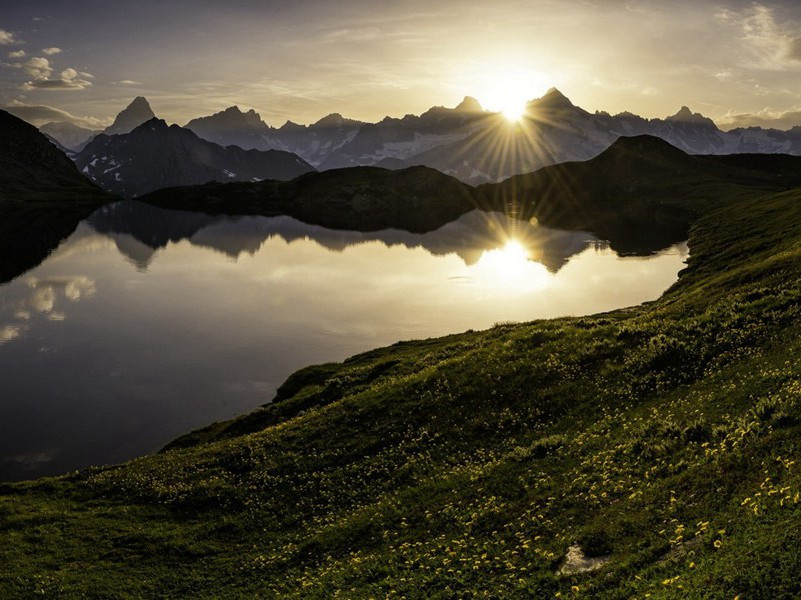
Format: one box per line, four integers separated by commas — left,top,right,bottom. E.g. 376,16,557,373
74,117,316,198
37,91,801,189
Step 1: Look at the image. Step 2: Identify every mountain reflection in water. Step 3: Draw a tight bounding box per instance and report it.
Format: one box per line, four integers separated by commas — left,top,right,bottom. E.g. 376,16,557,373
87,201,600,273
0,201,688,481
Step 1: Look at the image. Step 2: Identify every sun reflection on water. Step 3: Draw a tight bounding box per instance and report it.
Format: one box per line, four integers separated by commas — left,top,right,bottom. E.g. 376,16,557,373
473,239,553,292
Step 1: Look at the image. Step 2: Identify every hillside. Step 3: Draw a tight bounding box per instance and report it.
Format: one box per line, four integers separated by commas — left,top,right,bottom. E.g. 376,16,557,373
483,134,801,253
3,140,801,598
0,110,112,283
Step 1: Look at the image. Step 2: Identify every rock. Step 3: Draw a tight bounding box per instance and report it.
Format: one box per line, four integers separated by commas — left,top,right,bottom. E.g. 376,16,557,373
558,544,610,576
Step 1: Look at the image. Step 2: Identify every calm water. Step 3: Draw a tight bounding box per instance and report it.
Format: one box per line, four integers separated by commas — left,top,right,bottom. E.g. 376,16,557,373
0,201,688,480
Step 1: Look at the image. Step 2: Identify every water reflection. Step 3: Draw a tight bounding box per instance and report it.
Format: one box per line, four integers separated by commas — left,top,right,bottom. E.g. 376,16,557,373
0,275,96,346
87,201,599,272
0,202,688,481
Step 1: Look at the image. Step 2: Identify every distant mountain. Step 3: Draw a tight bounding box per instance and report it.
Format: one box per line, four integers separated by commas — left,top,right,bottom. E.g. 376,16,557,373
39,121,99,151
184,106,271,150
184,106,365,166
41,132,76,156
75,117,316,198
269,113,367,166
0,109,110,282
102,97,156,136
316,97,490,171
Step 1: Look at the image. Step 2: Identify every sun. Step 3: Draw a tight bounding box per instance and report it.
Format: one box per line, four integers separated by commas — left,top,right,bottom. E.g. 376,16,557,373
470,67,550,123
500,100,528,122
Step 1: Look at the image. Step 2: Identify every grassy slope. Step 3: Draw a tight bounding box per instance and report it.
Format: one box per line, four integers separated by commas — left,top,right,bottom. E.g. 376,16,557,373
3,184,801,598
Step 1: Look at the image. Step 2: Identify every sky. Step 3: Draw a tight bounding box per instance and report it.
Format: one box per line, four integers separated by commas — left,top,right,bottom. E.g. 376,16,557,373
2,0,801,130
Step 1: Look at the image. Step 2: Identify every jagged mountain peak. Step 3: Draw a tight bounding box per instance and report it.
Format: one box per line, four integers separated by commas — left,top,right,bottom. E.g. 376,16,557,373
535,87,574,108
128,96,151,110
313,113,358,128
184,106,268,133
455,96,483,112
280,120,306,131
219,105,260,118
666,106,716,127
103,97,157,136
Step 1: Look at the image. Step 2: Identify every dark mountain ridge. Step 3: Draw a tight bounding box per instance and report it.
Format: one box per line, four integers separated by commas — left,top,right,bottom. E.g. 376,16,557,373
75,117,315,198
0,110,111,282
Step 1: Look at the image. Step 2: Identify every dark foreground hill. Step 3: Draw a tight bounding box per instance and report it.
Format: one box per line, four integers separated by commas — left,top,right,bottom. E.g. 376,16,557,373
0,110,111,283
483,134,801,253
140,164,483,233
3,136,801,597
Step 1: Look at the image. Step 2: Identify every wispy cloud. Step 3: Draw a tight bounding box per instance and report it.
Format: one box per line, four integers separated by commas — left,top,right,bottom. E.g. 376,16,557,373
715,4,801,70
719,106,801,130
323,27,381,43
3,99,107,128
41,47,62,55
8,49,25,58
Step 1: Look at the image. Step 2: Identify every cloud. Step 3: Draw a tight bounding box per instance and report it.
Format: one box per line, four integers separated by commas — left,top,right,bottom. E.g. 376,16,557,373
21,66,93,91
323,27,381,42
0,29,20,45
22,56,53,79
8,49,25,58
117,80,142,86
41,47,62,55
2,99,107,128
716,4,801,70
719,107,801,130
